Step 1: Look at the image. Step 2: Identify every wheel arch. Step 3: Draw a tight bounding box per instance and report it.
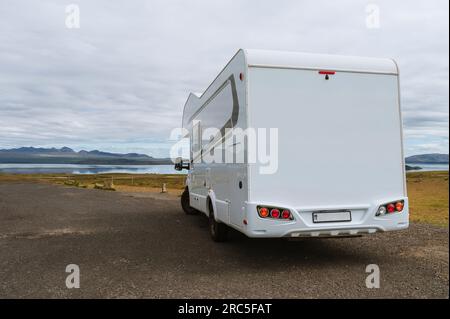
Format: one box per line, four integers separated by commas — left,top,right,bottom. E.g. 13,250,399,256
206,190,218,219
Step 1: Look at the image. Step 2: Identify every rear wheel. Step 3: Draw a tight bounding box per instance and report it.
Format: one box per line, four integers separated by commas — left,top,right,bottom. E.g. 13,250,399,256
181,187,197,215
208,200,228,242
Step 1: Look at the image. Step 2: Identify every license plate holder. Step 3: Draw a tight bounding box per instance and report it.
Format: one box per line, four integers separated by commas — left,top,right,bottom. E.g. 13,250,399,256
312,211,352,223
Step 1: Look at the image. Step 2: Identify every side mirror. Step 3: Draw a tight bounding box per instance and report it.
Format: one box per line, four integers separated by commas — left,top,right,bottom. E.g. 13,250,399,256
174,157,190,171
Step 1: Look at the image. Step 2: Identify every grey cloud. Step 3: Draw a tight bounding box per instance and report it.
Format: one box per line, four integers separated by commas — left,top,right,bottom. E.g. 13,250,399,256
0,0,448,157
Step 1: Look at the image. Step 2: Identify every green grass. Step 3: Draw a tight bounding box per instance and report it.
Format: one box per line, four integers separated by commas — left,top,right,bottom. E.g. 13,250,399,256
406,171,449,227
0,173,187,190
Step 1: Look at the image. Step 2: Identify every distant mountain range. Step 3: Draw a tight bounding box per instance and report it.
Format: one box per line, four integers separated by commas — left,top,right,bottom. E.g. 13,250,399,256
0,147,448,166
0,147,172,165
405,153,449,164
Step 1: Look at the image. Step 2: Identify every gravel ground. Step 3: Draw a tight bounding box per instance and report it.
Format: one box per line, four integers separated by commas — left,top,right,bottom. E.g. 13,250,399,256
0,182,448,298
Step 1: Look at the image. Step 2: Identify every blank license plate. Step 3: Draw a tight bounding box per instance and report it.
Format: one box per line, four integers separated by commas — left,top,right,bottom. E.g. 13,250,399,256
312,211,352,223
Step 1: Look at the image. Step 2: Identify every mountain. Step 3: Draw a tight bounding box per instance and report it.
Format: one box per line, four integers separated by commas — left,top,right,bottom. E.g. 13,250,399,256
1,147,447,166
405,153,449,164
0,147,171,165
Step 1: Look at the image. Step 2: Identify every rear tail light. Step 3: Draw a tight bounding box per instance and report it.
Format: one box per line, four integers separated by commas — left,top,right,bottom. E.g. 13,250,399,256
258,207,269,218
387,203,396,213
282,210,291,219
376,200,405,216
395,201,404,212
270,209,280,218
257,206,293,220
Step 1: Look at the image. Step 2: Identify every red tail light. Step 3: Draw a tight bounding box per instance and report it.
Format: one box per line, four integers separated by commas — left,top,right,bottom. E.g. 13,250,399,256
387,203,396,213
257,206,293,220
376,200,405,216
282,210,291,219
270,209,280,218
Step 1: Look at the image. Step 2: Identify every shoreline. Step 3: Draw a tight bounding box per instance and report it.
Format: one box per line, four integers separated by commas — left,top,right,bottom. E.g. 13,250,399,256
0,162,448,175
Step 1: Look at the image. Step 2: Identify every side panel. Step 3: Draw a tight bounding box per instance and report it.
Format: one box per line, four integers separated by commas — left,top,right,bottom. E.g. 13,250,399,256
247,67,405,207
187,51,249,228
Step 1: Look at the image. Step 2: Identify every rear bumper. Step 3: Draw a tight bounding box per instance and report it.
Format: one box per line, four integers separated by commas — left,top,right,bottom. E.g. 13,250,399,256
242,198,409,238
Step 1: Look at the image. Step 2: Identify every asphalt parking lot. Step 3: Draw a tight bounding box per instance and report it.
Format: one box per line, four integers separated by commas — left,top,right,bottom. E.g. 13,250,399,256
0,182,448,298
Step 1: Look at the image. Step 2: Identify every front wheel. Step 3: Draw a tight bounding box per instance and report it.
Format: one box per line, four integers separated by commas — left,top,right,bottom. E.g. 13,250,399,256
181,187,197,215
209,201,228,242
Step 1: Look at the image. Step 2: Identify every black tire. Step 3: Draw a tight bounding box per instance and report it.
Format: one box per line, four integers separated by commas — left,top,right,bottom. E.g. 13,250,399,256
208,200,228,242
181,187,197,215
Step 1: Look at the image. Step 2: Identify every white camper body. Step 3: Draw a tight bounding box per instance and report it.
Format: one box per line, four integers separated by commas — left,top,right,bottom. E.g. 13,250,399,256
179,49,409,241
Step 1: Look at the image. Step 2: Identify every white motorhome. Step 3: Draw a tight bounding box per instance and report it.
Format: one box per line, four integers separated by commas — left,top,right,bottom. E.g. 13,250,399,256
175,49,409,242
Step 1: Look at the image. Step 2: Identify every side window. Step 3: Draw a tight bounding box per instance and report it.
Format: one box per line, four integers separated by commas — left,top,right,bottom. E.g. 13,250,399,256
187,77,238,164
198,81,234,154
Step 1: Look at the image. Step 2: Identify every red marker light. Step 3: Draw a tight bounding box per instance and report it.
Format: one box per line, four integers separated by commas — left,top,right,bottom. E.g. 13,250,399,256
319,70,336,75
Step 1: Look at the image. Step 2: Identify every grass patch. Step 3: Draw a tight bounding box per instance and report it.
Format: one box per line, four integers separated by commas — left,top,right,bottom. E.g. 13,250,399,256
0,173,186,190
406,171,448,227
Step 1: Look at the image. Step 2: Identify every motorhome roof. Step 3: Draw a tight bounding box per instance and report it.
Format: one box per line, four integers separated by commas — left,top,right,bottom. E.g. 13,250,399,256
182,49,399,129
244,49,399,75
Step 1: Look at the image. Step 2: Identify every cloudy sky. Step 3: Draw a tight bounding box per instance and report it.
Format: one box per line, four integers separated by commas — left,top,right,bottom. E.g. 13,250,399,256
0,0,448,157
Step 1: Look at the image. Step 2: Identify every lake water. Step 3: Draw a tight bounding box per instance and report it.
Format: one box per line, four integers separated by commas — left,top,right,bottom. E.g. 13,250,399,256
0,163,447,175
0,164,185,175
